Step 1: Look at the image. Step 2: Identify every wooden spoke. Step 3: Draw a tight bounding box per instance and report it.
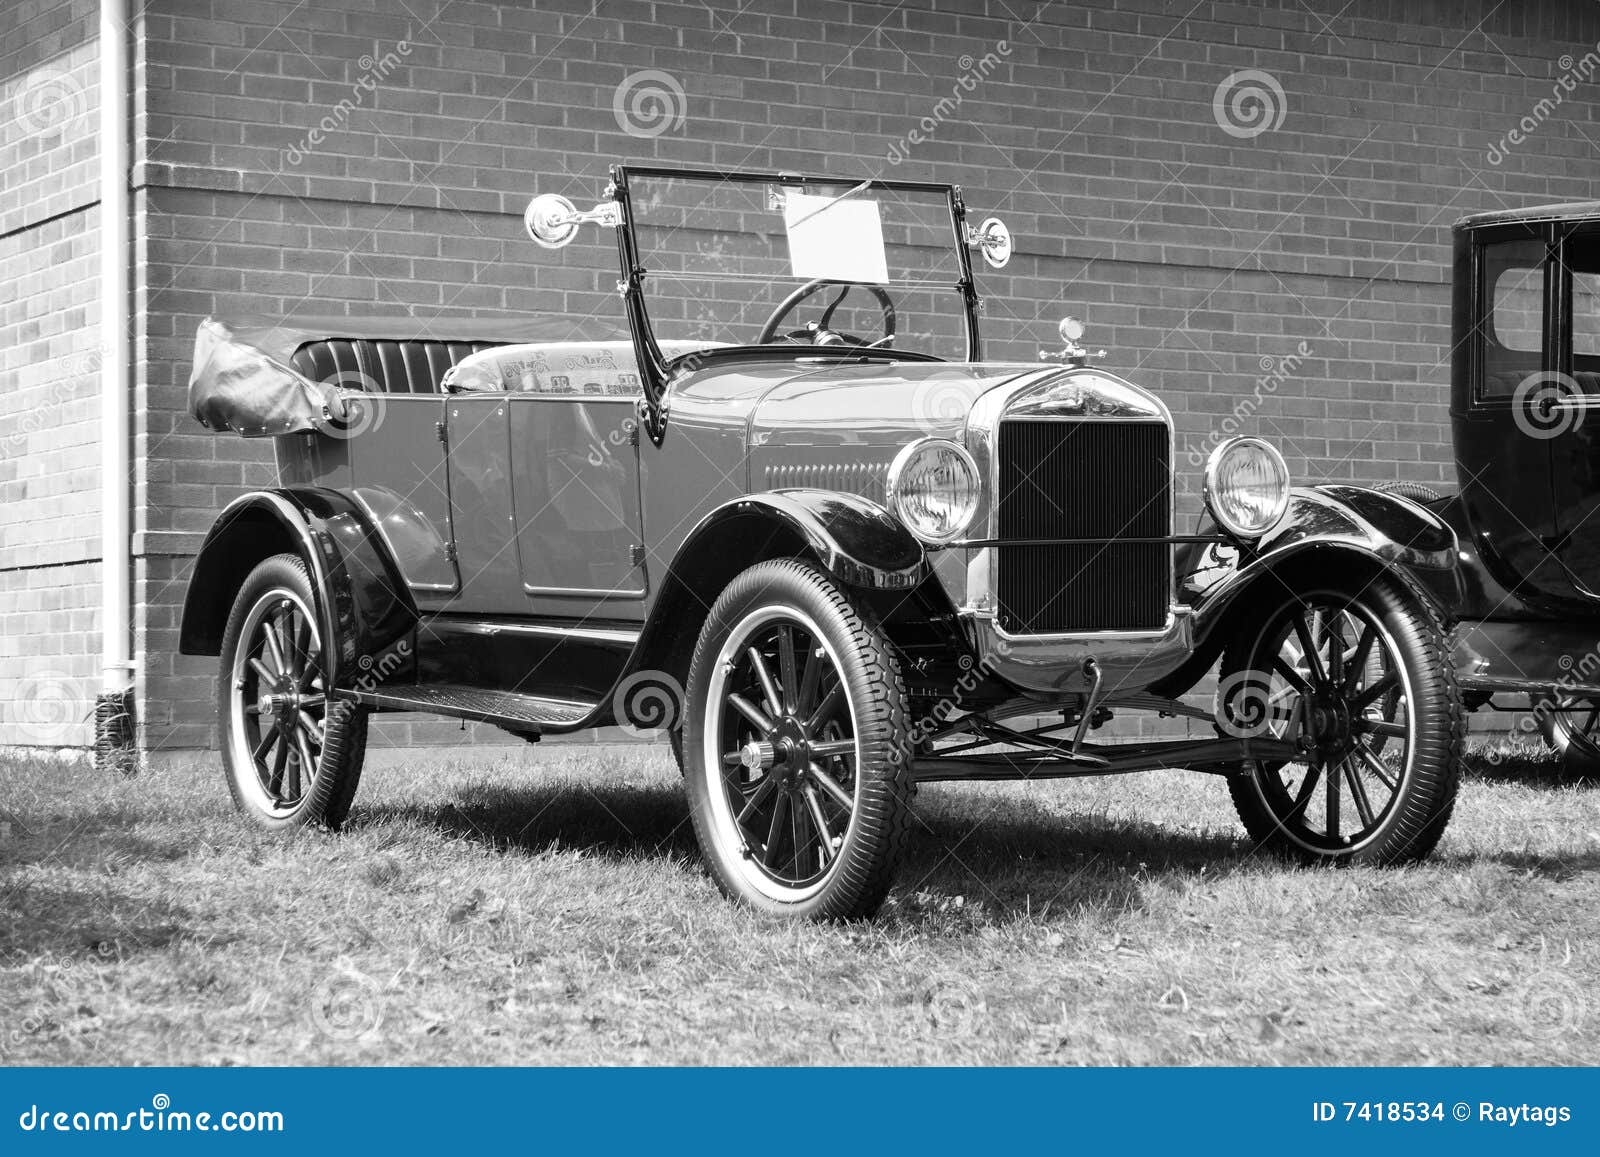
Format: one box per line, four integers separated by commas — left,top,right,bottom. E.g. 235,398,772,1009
807,684,843,732
1342,758,1377,829
1324,613,1347,686
1350,671,1399,711
809,738,855,761
1271,655,1313,698
1286,764,1322,822
249,656,277,686
261,618,287,678
1354,718,1406,738
252,722,280,764
796,644,821,716
1291,613,1327,686
736,773,781,827
1343,625,1378,695
810,763,853,810
297,708,324,737
1325,757,1341,839
777,626,798,713
747,646,783,716
728,692,774,735
802,785,833,866
762,791,790,868
1356,747,1398,792
268,741,288,795
295,729,317,780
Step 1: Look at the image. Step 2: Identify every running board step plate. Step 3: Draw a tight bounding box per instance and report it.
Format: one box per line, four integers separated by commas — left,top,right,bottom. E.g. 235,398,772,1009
339,684,596,733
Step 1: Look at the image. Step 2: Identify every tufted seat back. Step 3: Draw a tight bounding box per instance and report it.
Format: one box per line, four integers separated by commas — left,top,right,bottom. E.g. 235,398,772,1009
289,338,504,395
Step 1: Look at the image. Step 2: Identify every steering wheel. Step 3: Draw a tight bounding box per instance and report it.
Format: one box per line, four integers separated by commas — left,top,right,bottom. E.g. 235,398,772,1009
756,279,897,348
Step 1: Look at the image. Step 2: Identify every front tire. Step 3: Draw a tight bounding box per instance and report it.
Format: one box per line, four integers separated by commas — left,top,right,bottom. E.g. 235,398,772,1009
1218,573,1462,865
682,560,914,920
218,553,368,831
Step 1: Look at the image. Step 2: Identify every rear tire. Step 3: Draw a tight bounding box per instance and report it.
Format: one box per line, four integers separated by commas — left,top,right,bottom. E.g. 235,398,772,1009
218,553,368,831
682,559,914,920
1219,573,1462,865
1534,695,1600,777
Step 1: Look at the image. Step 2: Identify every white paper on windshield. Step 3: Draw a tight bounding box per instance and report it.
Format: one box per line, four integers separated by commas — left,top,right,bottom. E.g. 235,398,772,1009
783,191,889,283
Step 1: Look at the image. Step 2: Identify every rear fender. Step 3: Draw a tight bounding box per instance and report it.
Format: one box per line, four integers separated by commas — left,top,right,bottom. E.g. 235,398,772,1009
179,489,416,687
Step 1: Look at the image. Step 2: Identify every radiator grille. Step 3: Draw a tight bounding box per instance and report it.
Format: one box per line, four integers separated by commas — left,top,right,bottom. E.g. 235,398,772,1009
995,420,1171,633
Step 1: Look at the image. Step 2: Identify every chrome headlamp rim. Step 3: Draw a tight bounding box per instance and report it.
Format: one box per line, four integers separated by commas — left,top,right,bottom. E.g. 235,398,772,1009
886,437,981,547
1203,436,1291,540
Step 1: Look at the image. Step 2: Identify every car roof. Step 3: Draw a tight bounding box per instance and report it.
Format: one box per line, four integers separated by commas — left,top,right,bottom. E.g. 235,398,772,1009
1455,201,1600,231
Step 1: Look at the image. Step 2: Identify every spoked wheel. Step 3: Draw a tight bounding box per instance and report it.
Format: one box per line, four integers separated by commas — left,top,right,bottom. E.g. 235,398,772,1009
683,559,913,920
219,553,368,831
1218,573,1462,865
1535,695,1600,777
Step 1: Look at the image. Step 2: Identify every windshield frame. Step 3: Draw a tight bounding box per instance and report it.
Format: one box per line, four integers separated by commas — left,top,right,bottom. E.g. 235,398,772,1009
607,163,984,442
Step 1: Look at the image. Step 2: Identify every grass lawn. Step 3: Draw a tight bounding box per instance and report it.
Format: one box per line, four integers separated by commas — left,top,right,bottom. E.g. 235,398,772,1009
1,740,1595,1065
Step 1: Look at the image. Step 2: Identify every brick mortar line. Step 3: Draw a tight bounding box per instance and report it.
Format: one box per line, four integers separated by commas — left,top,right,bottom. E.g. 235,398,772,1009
137,163,1452,288
0,198,99,245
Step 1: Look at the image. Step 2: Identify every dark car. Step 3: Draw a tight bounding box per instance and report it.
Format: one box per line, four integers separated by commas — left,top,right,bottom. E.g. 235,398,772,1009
1375,200,1600,774
181,163,1466,920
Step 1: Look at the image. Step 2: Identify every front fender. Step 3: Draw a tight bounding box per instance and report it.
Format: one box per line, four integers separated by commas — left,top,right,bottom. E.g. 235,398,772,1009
1154,485,1461,695
698,490,926,591
179,488,416,687
624,490,926,697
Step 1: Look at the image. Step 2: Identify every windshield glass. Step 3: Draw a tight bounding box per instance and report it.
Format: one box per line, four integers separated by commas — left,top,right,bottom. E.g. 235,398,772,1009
626,172,972,360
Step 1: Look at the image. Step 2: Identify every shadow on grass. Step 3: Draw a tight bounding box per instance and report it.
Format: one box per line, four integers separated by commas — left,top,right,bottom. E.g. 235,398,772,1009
0,878,193,962
1463,747,1600,791
367,779,1243,920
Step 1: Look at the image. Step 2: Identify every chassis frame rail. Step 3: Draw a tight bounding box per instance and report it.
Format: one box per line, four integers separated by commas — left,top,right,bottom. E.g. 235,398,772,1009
912,736,1296,782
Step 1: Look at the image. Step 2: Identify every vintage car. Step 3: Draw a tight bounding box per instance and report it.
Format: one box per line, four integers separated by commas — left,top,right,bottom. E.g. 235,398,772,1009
1373,200,1600,775
181,164,1466,921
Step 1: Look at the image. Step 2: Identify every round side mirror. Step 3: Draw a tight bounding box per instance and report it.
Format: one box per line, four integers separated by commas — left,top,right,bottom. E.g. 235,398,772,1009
524,193,580,249
976,216,1012,269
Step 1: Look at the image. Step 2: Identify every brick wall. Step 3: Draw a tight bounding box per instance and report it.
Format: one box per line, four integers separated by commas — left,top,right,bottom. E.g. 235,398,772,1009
0,0,102,748
12,0,1600,750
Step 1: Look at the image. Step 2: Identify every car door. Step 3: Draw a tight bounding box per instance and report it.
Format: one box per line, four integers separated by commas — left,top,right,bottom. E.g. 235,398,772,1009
507,344,648,621
442,389,525,612
1548,220,1600,599
1455,225,1573,604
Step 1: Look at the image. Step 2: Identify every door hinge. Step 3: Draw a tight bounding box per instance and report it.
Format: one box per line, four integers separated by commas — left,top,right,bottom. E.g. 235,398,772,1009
444,541,458,562
435,420,448,443
628,422,640,447
630,544,646,567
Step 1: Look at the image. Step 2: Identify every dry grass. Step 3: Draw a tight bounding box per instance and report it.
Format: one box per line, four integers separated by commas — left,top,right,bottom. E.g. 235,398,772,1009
1,739,1596,1065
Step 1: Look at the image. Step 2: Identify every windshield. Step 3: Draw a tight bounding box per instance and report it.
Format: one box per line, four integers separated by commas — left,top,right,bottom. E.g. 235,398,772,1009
624,171,973,360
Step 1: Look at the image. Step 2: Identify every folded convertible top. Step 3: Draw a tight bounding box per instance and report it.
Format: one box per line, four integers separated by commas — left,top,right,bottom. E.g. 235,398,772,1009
187,314,628,436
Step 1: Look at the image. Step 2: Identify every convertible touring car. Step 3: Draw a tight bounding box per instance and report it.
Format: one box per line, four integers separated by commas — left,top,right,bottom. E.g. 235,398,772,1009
182,164,1465,920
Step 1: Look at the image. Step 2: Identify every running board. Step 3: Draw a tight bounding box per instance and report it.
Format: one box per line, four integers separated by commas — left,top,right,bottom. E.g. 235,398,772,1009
338,683,598,734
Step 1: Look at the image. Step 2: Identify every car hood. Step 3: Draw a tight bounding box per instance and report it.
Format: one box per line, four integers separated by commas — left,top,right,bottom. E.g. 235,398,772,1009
747,361,1050,446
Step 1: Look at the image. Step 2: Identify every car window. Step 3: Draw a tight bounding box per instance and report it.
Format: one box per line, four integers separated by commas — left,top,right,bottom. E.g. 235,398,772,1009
1480,238,1545,399
1575,272,1600,360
